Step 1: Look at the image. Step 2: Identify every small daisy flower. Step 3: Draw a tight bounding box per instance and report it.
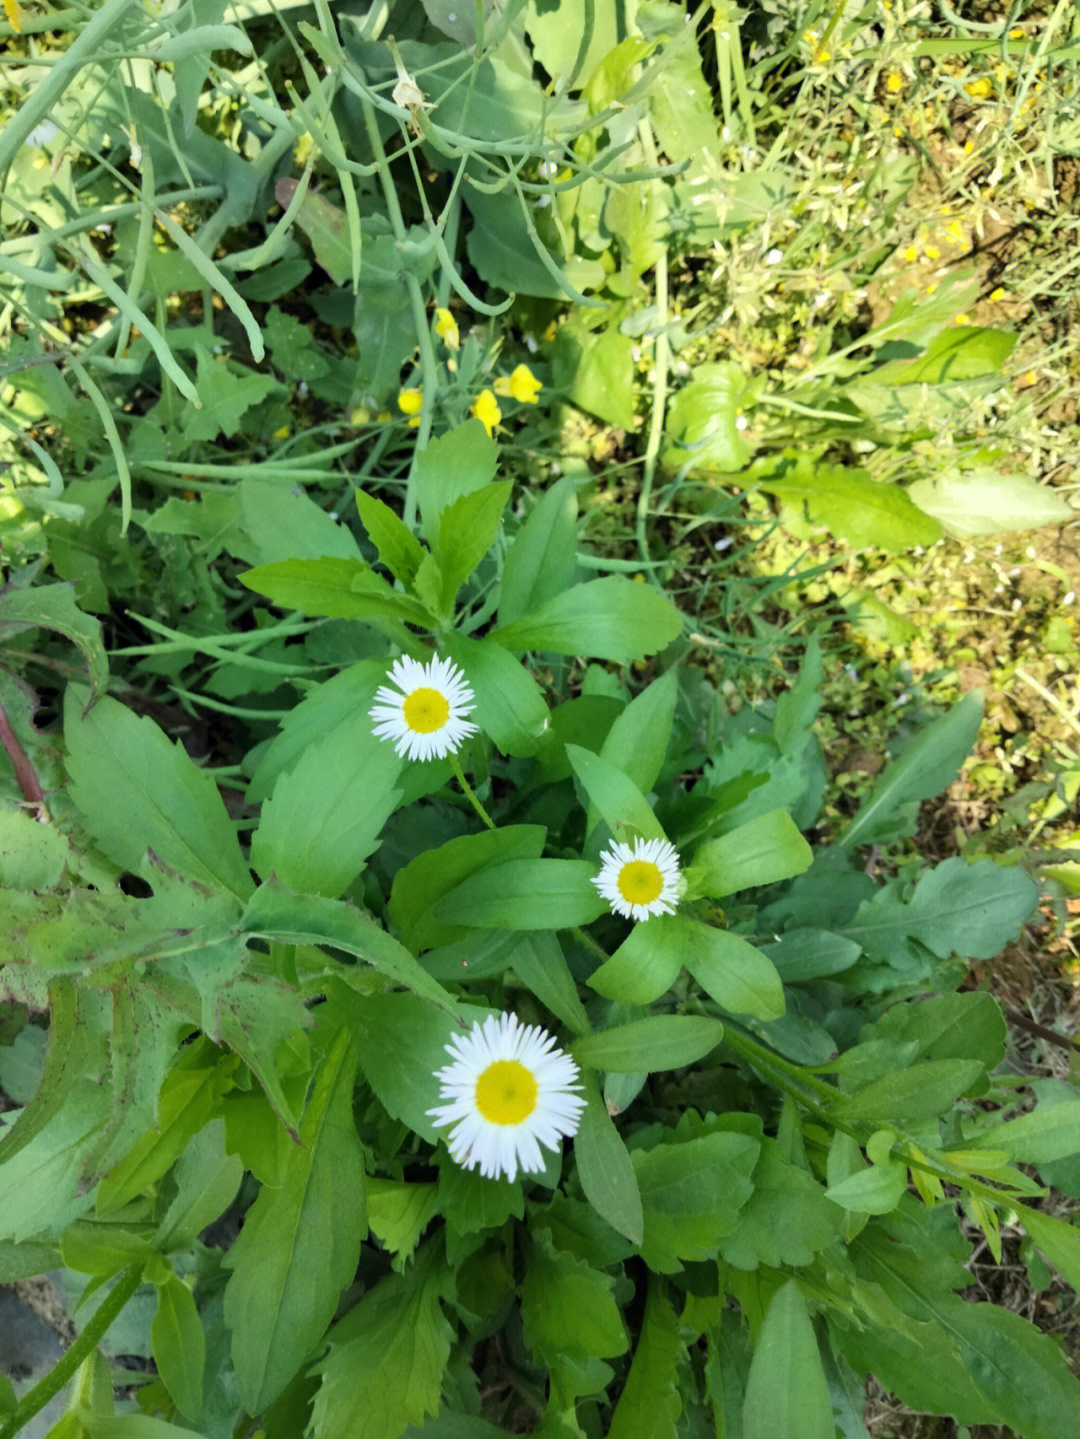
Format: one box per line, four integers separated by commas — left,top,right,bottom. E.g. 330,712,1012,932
429,1013,585,1182
592,836,682,923
369,654,478,761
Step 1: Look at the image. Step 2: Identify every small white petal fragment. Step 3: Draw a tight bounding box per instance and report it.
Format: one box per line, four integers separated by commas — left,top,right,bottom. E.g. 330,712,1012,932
369,653,477,761
592,836,682,923
429,1013,585,1182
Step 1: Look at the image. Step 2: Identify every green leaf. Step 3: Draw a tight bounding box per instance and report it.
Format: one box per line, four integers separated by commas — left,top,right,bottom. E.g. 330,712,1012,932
835,1059,986,1126
366,1179,439,1267
154,1119,243,1251
435,481,513,610
413,422,499,542
966,1098,1080,1163
607,1282,683,1439
309,1238,453,1439
907,466,1074,537
183,346,283,444
250,716,402,898
224,1027,366,1414
555,323,636,429
866,326,1018,386
0,1081,106,1241
634,1127,760,1274
743,1282,834,1439
1019,1205,1080,1291
690,809,813,898
0,582,108,701
0,979,95,1166
430,859,607,931
598,669,678,799
863,992,1006,1069
152,1272,205,1421
760,928,861,983
588,914,685,1005
825,1160,908,1215
389,825,547,952
0,802,69,890
240,882,458,1012
760,460,942,551
574,1072,643,1245
493,576,683,661
0,1241,60,1284
839,692,984,850
64,686,253,901
499,474,578,627
720,1140,843,1271
509,932,591,1036
442,634,550,758
349,991,463,1143
567,744,666,842
681,920,786,1021
239,478,360,563
521,1230,628,1362
274,180,353,284
354,489,426,586
239,557,433,624
663,363,753,473
572,1016,724,1074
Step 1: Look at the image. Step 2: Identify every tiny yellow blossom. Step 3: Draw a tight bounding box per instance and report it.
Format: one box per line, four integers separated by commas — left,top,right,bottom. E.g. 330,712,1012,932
398,388,423,415
493,364,542,404
954,313,972,326
434,308,459,350
963,138,975,153
294,132,315,167
349,406,371,425
924,245,941,261
470,389,501,436
272,425,291,440
886,71,904,94
944,219,966,245
989,287,1007,302
901,245,919,263
965,77,993,99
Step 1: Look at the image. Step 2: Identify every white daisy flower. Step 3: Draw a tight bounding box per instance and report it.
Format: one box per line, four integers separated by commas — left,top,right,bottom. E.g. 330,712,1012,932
369,653,478,761
428,1013,585,1182
592,836,681,923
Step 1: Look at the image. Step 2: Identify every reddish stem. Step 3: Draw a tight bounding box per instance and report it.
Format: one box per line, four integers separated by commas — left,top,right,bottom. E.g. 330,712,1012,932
0,695,47,814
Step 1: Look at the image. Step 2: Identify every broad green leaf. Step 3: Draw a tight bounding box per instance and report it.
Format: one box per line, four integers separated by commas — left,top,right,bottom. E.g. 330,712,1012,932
690,809,812,898
152,1272,205,1421
0,582,107,701
240,882,458,1012
274,179,352,285
465,182,604,300
389,825,547,951
154,1119,243,1251
743,1282,833,1439
524,0,624,84
760,460,942,551
681,920,786,1021
567,744,666,842
435,481,513,609
833,1060,985,1126
430,858,608,931
760,929,861,983
643,12,720,167
64,686,253,901
634,1128,759,1274
348,991,467,1143
309,1238,453,1439
588,914,685,1005
250,717,402,899
1019,1205,1080,1292
224,1028,365,1414
239,557,433,624
354,489,426,586
509,932,591,1036
0,802,68,890
437,1152,524,1237
0,1082,106,1241
493,576,683,661
607,1282,683,1439
442,634,550,758
183,346,283,444
598,669,677,798
862,992,1006,1069
866,325,1018,386
825,1160,908,1215
0,1240,60,1283
907,466,1074,537
366,1179,439,1267
575,1072,643,1245
521,1230,628,1362
554,322,636,429
720,1140,843,1271
966,1098,1080,1163
499,474,578,627
414,422,499,542
839,692,983,850
572,1016,724,1074
239,477,359,563
663,363,753,473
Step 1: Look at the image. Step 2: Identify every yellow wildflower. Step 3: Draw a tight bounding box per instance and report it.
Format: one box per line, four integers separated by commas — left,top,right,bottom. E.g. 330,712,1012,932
944,219,966,245
470,389,501,436
901,245,919,263
294,132,315,167
924,245,941,260
493,364,542,404
965,76,993,99
989,287,1007,302
954,313,972,326
434,308,459,350
886,71,904,94
272,425,291,440
398,388,423,427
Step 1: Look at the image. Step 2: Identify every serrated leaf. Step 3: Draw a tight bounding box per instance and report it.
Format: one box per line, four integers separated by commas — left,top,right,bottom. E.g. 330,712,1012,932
633,1128,759,1274
607,1282,683,1439
720,1141,842,1271
240,478,360,563
354,489,426,586
0,582,107,701
63,686,253,901
521,1230,628,1363
435,481,513,610
760,461,942,551
224,1028,365,1413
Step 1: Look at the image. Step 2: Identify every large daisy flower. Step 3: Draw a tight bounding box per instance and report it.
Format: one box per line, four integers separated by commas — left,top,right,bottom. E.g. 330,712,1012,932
369,653,478,761
592,835,682,923
428,1013,585,1183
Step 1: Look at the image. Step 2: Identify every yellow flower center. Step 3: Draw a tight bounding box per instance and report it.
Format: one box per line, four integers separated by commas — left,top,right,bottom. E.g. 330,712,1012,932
475,1060,538,1126
617,860,664,907
402,686,450,734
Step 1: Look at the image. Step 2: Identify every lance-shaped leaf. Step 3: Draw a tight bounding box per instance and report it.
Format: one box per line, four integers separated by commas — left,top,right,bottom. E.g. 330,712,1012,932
239,557,434,624
575,1072,643,1245
743,1282,834,1439
430,859,607,931
572,1016,724,1074
442,634,550,757
493,576,683,661
689,808,812,899
567,744,666,842
224,1027,365,1414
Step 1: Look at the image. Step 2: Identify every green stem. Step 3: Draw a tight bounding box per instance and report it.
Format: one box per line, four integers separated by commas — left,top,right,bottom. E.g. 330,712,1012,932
720,1025,841,1107
449,752,495,830
634,121,669,580
569,926,611,966
0,1265,144,1439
